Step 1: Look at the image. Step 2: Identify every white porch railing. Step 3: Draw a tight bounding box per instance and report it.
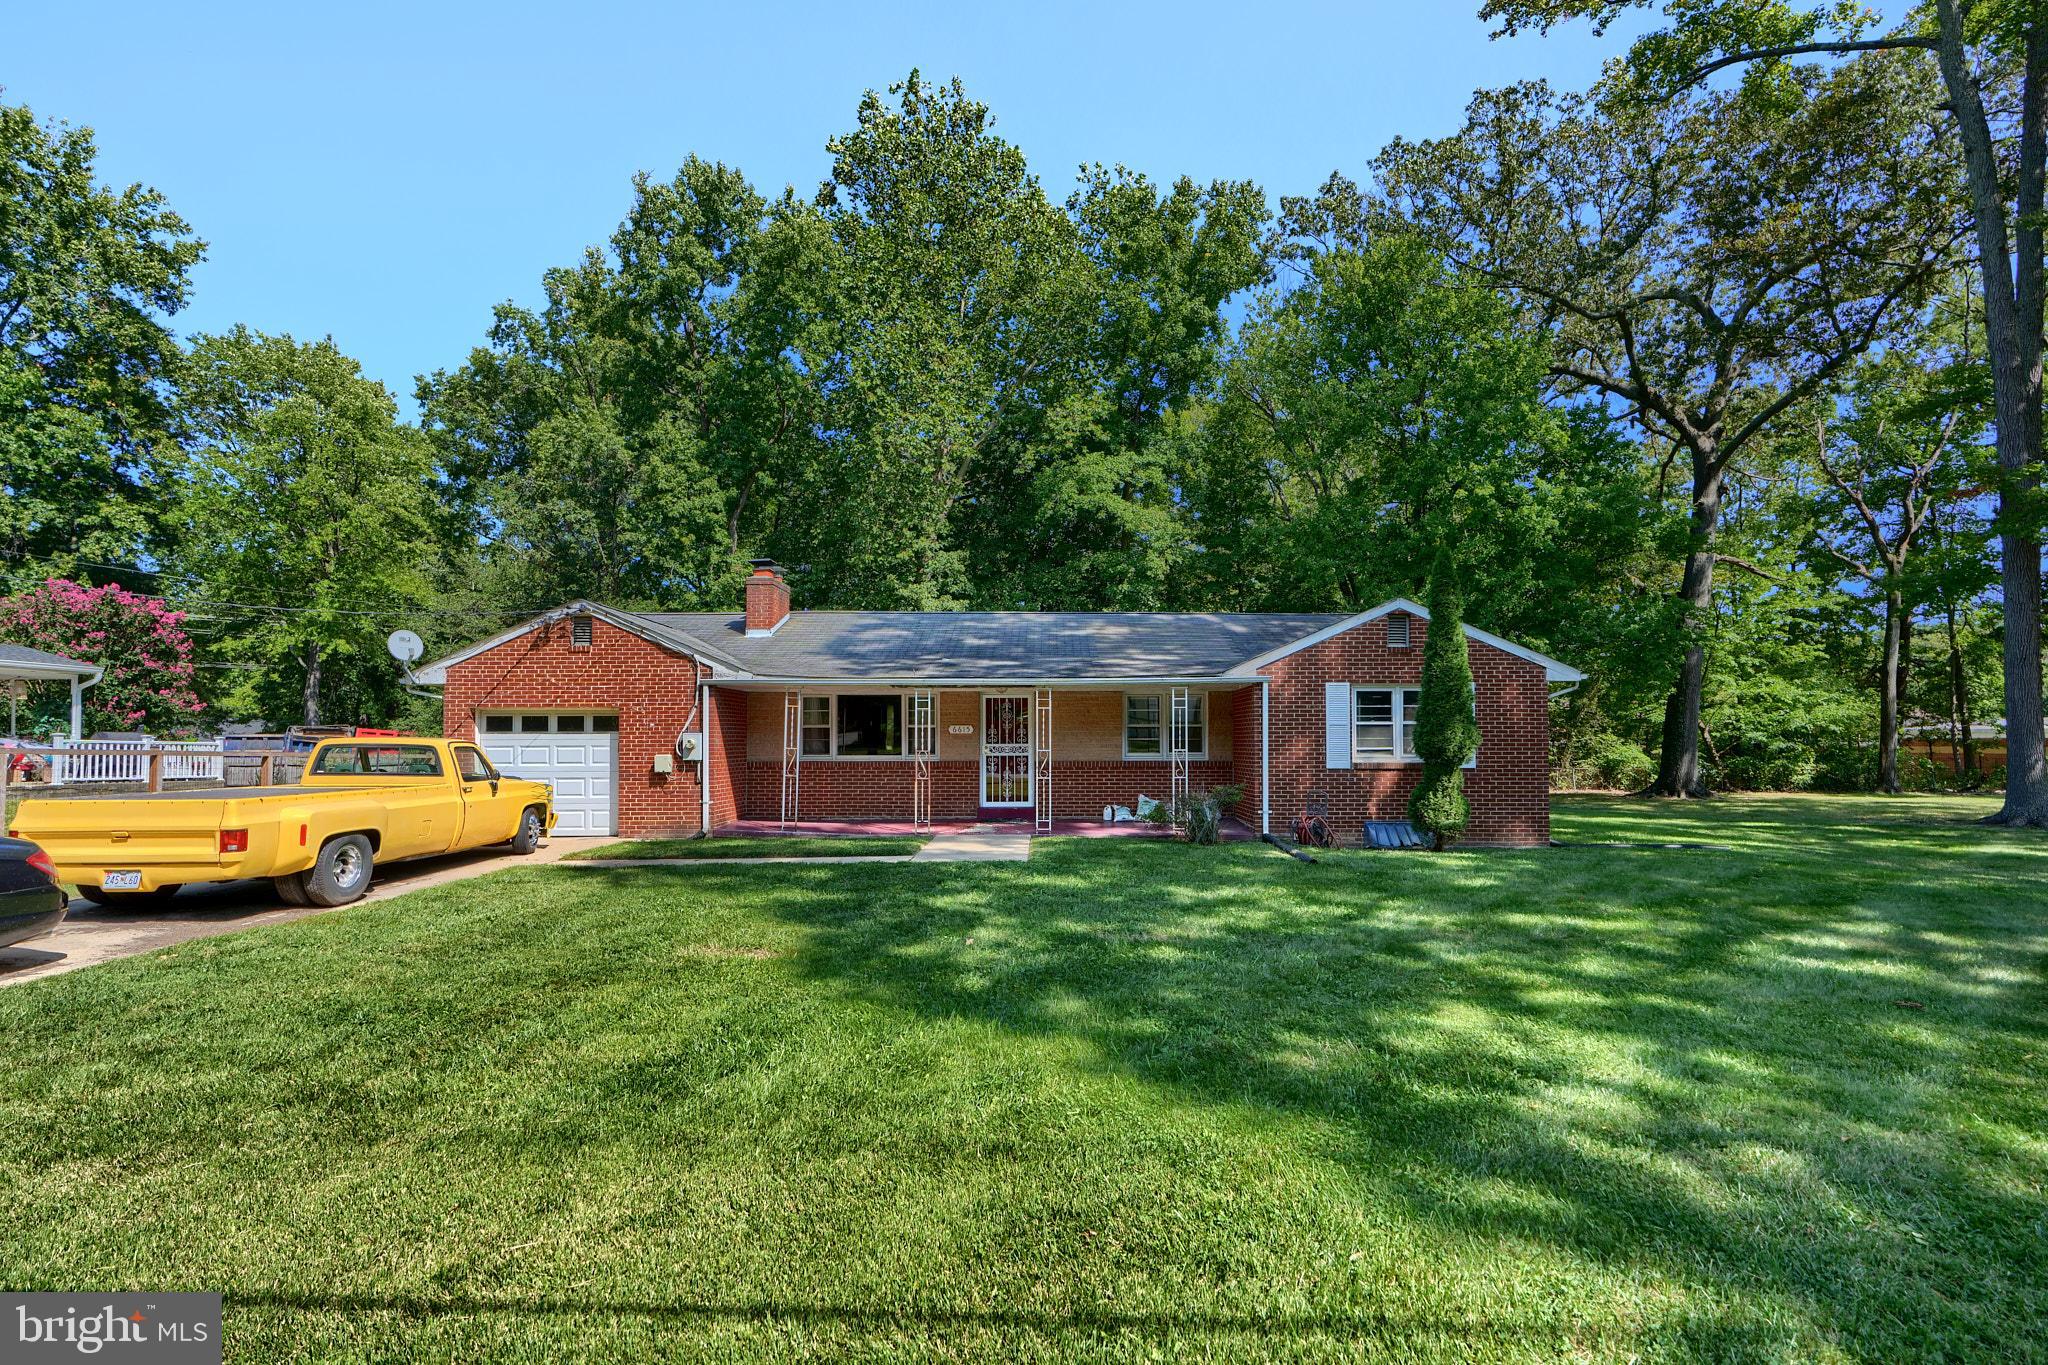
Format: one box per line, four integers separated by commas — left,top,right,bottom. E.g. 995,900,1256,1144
46,736,225,786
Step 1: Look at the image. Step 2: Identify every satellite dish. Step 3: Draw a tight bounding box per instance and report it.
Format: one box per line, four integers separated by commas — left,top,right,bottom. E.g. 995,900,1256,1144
386,629,424,665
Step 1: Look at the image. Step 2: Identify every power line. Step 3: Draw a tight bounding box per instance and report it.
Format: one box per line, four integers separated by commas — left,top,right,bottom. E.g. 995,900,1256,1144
62,561,557,620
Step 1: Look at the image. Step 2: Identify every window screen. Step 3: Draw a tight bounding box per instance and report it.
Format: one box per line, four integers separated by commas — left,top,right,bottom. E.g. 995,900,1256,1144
1355,688,1421,760
1355,690,1396,758
1124,695,1162,755
800,697,831,755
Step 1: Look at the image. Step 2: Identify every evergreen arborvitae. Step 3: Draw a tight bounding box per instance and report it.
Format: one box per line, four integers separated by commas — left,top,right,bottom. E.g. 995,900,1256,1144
1406,550,1479,849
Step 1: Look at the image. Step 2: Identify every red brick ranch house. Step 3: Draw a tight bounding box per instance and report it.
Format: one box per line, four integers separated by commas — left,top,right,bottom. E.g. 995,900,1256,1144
416,562,1583,846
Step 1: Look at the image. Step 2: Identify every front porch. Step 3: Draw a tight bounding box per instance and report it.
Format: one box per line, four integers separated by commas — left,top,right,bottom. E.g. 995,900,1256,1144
713,816,1259,841
717,682,1267,834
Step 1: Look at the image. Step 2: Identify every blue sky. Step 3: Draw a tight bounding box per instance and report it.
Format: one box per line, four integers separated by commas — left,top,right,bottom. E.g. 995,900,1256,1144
13,2,1690,413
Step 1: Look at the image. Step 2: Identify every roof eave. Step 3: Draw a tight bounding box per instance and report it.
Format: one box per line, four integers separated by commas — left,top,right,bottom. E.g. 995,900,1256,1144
716,674,1268,689
1233,597,1586,684
412,601,752,684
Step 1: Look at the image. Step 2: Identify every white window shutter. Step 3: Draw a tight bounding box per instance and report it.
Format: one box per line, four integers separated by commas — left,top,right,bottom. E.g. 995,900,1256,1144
1324,682,1352,769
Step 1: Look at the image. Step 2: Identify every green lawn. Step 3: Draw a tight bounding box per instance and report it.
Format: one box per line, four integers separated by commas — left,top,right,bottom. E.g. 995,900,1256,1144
565,835,927,860
1,795,2041,1361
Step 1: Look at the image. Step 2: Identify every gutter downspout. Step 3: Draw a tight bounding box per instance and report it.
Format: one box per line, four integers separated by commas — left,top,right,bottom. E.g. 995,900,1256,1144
71,667,103,741
1260,679,1271,836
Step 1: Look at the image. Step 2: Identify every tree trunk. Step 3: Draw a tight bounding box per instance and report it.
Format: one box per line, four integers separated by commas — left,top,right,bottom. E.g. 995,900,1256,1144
1878,585,1905,794
303,640,322,727
1649,460,1723,797
1934,0,2048,824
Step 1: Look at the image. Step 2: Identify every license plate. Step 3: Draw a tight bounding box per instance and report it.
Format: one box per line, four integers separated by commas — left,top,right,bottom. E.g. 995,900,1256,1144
102,871,142,890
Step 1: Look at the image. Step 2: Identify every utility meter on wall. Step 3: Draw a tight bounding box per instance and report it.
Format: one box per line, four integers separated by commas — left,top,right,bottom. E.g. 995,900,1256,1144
676,731,704,761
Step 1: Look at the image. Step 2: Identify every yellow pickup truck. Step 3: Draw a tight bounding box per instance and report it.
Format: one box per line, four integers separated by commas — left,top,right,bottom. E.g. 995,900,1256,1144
7,736,555,909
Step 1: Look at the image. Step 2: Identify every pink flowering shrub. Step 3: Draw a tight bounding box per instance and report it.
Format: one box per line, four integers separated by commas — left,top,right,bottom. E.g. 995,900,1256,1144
0,579,207,735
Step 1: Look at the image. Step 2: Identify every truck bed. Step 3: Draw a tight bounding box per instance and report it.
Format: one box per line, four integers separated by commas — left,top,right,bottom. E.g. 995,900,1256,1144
25,785,401,802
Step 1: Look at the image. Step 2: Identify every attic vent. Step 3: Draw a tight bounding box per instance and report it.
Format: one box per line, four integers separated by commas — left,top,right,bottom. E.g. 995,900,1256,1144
571,615,593,648
1387,613,1411,648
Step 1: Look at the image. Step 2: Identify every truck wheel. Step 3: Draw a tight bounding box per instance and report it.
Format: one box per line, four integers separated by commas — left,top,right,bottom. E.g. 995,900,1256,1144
91,886,182,909
272,874,310,907
508,805,545,855
303,834,374,907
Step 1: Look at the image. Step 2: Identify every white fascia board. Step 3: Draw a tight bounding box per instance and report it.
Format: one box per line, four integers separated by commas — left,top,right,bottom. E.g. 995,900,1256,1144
412,601,751,683
0,661,103,682
1233,597,1585,684
717,675,1265,690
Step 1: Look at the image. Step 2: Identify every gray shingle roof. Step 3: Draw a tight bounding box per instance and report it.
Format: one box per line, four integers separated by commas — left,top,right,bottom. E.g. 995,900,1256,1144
635,611,1349,680
0,642,99,675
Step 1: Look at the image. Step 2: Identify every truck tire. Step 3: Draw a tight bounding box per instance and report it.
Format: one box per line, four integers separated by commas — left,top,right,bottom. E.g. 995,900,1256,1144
303,834,374,907
272,874,310,907
508,805,546,855
91,886,182,909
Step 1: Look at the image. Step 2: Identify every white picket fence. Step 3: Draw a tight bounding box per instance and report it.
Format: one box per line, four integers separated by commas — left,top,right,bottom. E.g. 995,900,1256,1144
45,736,226,786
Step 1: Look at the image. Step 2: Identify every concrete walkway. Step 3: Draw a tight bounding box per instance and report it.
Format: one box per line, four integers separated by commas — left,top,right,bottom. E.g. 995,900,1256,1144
567,854,919,868
910,826,1032,862
0,835,620,988
568,825,1033,869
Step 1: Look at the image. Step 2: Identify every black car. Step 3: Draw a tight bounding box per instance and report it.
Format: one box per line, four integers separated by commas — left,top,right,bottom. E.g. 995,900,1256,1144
0,836,67,949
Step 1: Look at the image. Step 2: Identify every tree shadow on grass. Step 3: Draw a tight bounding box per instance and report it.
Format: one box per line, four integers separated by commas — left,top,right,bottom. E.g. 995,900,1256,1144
722,828,2048,1360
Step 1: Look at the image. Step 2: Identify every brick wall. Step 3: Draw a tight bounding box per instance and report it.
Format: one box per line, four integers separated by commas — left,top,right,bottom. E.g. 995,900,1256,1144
441,617,709,837
1257,614,1551,847
729,686,1244,822
441,616,1550,844
706,685,746,828
1229,685,1264,831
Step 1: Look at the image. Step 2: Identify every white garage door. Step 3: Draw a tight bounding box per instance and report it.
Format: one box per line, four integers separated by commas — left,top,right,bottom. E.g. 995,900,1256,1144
479,713,618,835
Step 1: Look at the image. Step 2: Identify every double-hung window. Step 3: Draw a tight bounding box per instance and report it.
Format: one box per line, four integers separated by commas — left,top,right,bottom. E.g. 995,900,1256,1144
1354,687,1420,762
1123,692,1205,757
799,697,832,755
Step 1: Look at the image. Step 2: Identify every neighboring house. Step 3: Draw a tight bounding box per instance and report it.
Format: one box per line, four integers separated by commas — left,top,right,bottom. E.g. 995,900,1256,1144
416,562,1583,846
1900,717,2014,777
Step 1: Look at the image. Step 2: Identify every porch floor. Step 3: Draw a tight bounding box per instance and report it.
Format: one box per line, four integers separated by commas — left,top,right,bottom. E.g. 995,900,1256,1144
713,817,1257,841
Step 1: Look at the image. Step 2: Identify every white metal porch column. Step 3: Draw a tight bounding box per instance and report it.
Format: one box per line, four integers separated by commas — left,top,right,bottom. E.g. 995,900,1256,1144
910,689,936,829
1033,688,1053,832
779,690,802,829
1169,685,1192,831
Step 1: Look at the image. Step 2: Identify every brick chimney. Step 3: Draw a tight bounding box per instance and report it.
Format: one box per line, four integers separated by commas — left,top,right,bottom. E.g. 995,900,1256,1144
745,559,790,636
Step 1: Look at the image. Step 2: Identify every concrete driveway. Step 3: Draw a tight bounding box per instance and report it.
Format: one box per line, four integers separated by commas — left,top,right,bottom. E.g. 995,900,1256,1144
0,836,617,988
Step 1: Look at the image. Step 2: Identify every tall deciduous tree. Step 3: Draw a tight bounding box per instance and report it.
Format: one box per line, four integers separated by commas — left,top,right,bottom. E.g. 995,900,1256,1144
1478,0,2048,823
171,328,438,727
419,158,824,610
797,72,1090,608
0,99,203,588
1809,307,1992,792
1191,236,1563,603
1376,57,1963,795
